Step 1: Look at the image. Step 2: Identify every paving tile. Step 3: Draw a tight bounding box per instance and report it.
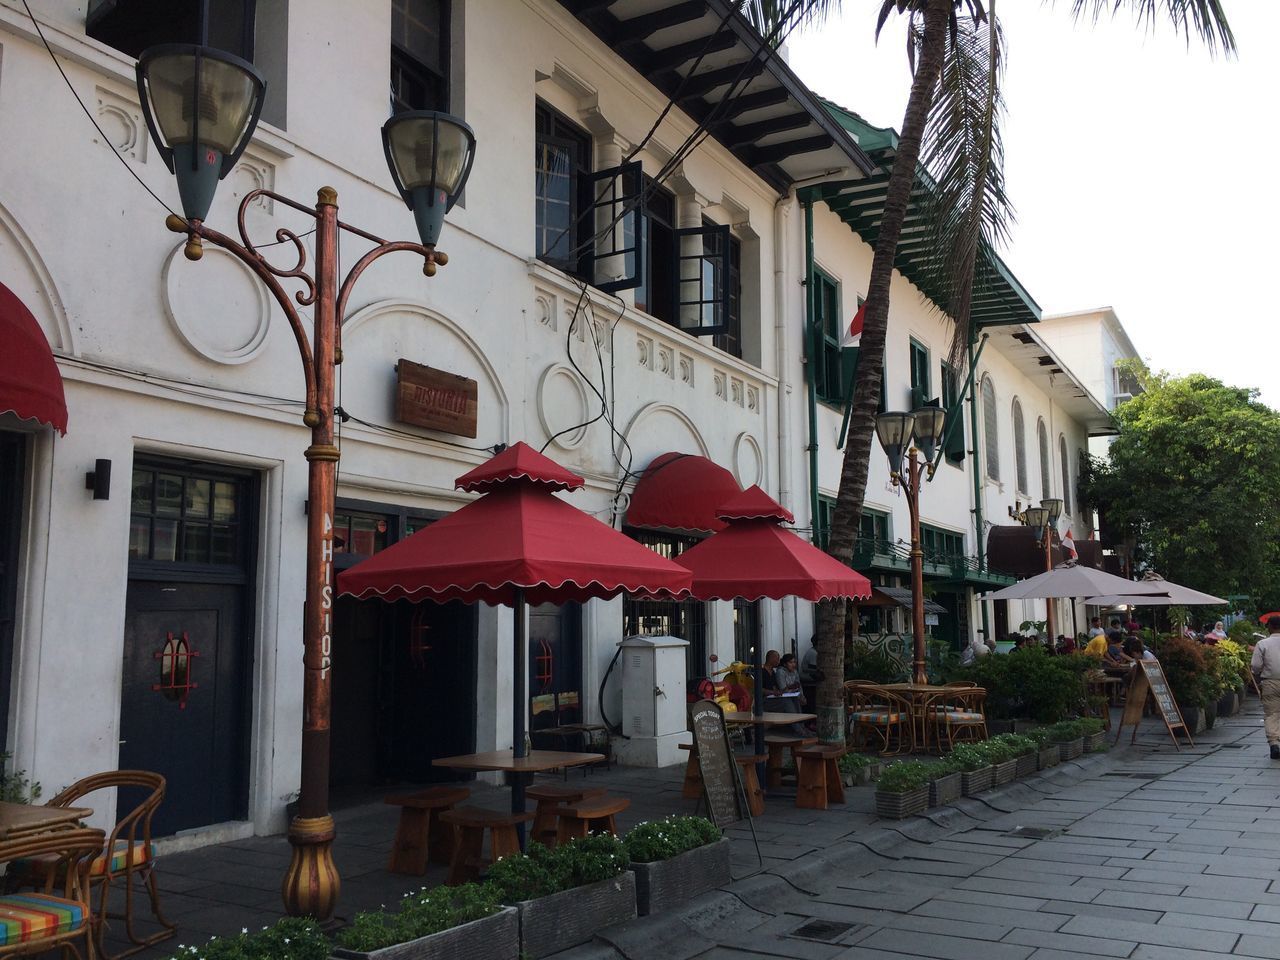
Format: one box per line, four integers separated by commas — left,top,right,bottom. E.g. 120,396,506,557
964,877,1104,904
1000,926,1136,957
1236,936,1280,959
1056,914,1238,952
855,928,1033,960
909,898,1067,933
1036,899,1162,924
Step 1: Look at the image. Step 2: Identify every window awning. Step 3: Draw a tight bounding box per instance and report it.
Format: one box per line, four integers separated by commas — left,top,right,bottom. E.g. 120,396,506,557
986,525,1064,579
868,586,947,615
0,281,67,435
625,451,741,534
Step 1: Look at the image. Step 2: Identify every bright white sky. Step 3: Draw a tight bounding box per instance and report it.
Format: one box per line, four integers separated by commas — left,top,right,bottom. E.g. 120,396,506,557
789,1,1279,408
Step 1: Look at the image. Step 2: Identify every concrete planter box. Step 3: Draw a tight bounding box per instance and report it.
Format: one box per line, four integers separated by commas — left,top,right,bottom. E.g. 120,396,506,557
1179,705,1206,735
1056,738,1084,762
1037,746,1060,770
840,763,883,787
1217,692,1239,717
1014,753,1037,779
961,766,993,796
516,873,635,959
631,838,730,917
928,772,961,807
875,785,929,820
331,907,519,960
992,759,1018,785
1084,731,1108,752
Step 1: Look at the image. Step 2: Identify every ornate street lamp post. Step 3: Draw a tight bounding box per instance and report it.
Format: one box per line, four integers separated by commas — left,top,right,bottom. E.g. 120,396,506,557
875,406,947,685
1020,498,1063,642
136,44,476,921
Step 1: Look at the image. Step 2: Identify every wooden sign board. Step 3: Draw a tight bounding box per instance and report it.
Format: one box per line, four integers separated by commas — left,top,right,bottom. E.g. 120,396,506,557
1114,659,1194,750
395,360,478,438
688,700,746,827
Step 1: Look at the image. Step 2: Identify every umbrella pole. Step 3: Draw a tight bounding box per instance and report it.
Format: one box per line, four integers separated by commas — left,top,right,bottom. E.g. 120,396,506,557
513,588,528,848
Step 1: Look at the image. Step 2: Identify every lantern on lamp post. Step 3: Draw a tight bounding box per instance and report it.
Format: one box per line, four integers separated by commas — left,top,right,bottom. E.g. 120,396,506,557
136,42,476,922
875,406,948,684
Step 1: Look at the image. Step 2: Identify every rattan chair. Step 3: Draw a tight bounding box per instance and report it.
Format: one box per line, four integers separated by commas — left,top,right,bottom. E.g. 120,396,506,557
924,688,988,752
844,683,912,755
0,827,104,960
17,772,174,960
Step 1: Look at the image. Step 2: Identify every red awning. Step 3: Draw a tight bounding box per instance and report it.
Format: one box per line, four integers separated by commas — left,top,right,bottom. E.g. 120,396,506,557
625,452,741,533
0,282,66,434
672,486,872,602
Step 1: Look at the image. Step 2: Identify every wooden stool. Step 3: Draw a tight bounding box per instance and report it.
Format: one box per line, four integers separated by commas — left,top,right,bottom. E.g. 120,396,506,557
526,784,606,846
440,807,534,885
555,795,630,844
794,744,846,810
735,754,767,817
764,735,817,790
384,786,471,874
679,742,702,799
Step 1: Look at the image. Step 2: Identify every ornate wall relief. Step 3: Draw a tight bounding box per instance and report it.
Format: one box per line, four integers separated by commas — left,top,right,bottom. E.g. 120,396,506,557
162,243,271,364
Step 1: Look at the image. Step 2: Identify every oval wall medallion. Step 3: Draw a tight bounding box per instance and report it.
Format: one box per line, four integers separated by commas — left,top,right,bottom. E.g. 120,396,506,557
162,242,271,364
733,432,763,488
537,364,591,449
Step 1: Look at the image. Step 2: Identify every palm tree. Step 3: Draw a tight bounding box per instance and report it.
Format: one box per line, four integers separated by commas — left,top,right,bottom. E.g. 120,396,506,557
747,0,1235,743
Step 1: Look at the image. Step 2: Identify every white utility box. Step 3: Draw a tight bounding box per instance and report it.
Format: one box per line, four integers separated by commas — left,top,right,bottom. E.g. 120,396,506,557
613,635,689,767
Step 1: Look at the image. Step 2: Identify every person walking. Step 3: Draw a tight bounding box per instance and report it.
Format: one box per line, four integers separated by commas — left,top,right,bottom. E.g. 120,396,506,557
1250,615,1280,759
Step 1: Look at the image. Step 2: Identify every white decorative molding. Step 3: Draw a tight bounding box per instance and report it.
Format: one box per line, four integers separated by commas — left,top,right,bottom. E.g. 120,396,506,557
678,353,694,386
657,344,673,378
536,363,591,450
228,151,276,214
619,402,711,459
733,432,764,489
0,200,76,354
162,243,271,365
636,334,653,369
533,288,557,330
93,86,146,162
730,377,745,407
713,370,727,400
746,385,760,413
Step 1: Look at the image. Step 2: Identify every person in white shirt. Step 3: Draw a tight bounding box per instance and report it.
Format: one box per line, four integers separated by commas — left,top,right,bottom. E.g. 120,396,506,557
959,634,990,666
1087,617,1106,639
1250,616,1280,760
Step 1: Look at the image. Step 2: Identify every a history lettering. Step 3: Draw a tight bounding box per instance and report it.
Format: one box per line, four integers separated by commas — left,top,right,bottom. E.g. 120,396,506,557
395,359,478,438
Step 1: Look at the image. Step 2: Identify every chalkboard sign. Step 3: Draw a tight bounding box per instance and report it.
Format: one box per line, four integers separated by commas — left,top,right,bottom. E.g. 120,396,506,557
1141,661,1183,728
688,700,746,828
1114,660,1194,750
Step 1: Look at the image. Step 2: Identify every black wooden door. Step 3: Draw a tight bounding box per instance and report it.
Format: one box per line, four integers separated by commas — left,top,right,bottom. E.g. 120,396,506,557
529,602,582,731
120,580,249,836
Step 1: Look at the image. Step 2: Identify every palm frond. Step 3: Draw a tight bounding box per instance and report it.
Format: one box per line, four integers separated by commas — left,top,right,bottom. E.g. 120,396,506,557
1066,0,1235,55
914,4,1012,368
740,0,844,36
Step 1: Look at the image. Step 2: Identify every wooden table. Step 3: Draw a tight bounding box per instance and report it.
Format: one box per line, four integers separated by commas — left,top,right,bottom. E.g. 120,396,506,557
722,711,817,726
0,801,92,839
432,750,604,774
878,684,952,751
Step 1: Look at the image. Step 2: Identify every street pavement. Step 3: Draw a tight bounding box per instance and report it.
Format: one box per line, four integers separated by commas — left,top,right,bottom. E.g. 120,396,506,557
563,701,1280,959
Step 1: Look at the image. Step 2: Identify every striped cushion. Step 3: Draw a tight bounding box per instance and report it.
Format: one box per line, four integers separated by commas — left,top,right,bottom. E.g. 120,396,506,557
0,893,86,946
91,840,152,877
934,711,984,723
850,711,903,724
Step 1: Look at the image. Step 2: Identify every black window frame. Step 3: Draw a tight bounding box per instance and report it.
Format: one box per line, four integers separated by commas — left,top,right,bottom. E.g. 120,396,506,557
908,339,930,410
390,0,450,114
87,0,256,61
621,527,708,681
633,176,676,324
940,362,965,466
673,221,731,338
535,101,593,279
920,524,965,563
709,225,743,358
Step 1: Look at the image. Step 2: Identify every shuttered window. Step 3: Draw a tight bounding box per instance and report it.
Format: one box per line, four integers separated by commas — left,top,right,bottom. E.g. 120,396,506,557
940,363,965,465
1059,435,1072,516
1037,419,1050,501
981,376,999,482
1012,399,1028,495
909,340,930,409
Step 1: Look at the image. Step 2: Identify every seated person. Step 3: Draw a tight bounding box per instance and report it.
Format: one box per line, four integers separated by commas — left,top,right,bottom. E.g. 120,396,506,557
1104,631,1135,666
1083,629,1110,659
1123,636,1155,662
960,634,990,666
772,652,809,735
1058,635,1077,655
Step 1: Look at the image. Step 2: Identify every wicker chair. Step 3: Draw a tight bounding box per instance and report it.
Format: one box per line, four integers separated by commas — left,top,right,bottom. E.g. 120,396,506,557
845,683,912,755
15,772,174,960
0,827,104,960
924,688,988,752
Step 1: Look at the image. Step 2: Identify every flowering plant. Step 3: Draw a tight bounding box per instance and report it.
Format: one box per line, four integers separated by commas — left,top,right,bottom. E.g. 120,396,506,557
335,883,501,953
623,815,720,863
161,918,329,960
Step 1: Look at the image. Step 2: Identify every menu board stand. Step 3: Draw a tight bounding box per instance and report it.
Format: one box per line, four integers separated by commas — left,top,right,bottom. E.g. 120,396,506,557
687,700,762,878
1113,660,1194,750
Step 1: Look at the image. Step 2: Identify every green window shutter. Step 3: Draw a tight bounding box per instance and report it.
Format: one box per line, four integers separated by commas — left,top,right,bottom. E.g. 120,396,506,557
840,346,859,404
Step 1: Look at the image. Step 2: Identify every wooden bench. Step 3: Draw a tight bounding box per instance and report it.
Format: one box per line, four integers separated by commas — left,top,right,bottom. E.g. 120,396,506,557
526,784,607,846
384,785,471,874
679,742,702,799
440,807,534,885
764,735,817,790
735,754,767,817
555,795,630,844
794,744,846,810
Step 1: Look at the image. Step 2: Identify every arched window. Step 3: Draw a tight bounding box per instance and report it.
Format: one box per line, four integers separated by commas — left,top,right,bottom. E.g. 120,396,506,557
1037,419,1050,501
981,376,999,482
1059,434,1072,515
1012,399,1028,494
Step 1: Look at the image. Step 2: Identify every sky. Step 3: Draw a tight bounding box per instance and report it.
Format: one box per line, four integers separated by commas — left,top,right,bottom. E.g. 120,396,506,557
788,1,1279,408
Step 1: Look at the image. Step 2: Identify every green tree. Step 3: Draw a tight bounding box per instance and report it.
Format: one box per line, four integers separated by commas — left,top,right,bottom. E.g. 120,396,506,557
746,0,1234,742
1080,366,1280,612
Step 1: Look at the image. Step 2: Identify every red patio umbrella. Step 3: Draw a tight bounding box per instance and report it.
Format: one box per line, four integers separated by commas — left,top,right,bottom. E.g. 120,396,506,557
672,485,872,724
337,442,692,829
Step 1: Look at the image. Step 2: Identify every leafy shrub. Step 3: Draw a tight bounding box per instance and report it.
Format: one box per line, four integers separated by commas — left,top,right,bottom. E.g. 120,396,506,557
0,753,40,804
953,647,1089,723
924,759,960,779
837,753,880,774
992,733,1036,756
876,761,933,793
974,739,1015,764
1158,637,1216,710
484,834,629,904
947,743,992,771
1075,717,1105,736
336,884,501,952
1043,721,1084,743
1024,727,1050,746
623,816,719,863
1213,640,1249,692
845,642,907,684
1228,620,1263,646
164,918,329,960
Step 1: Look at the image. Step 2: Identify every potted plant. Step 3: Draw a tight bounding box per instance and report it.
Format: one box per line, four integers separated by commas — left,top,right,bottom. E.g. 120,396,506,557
1159,637,1211,733
1077,717,1107,752
836,752,882,787
982,739,1018,785
994,733,1038,778
334,885,516,960
948,743,994,796
623,816,728,917
167,918,331,960
1026,728,1060,770
485,834,634,959
874,761,931,819
926,760,962,807
1045,720,1085,761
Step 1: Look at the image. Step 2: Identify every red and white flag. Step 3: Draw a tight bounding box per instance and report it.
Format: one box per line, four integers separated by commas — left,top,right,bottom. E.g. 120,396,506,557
1062,528,1078,561
841,302,866,348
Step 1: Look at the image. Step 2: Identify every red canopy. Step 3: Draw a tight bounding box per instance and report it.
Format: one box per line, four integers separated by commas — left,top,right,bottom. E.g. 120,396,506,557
674,486,872,602
0,282,67,434
625,452,741,533
337,442,692,606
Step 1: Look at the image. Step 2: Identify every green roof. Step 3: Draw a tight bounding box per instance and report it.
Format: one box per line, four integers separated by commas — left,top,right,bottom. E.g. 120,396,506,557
803,98,1040,329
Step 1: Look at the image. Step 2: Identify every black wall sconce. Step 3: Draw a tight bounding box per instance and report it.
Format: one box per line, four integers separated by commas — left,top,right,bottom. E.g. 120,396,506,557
85,459,112,500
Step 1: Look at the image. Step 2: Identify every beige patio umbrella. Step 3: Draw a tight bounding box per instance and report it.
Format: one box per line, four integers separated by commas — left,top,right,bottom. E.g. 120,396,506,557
1086,572,1227,607
978,561,1168,602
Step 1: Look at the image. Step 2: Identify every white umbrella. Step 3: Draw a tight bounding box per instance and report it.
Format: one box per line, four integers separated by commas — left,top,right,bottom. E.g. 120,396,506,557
979,562,1168,602
1087,573,1226,607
